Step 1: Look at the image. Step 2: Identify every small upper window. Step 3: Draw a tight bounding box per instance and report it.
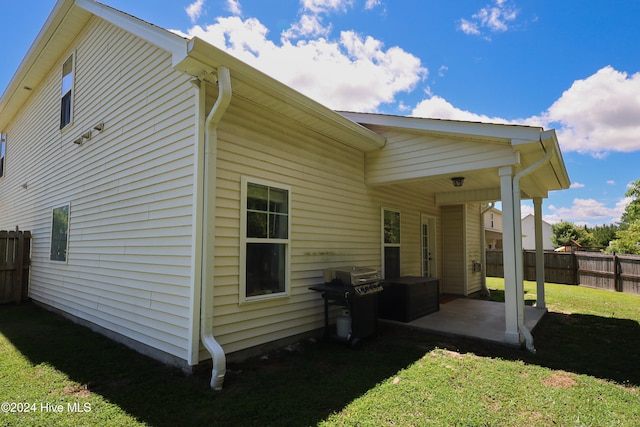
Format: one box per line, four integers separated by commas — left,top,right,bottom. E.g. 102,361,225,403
0,133,6,178
60,55,74,129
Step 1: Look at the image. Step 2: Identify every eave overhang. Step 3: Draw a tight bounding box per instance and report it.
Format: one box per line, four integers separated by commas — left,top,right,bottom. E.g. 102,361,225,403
339,112,571,204
175,38,386,152
0,0,189,130
2,1,386,154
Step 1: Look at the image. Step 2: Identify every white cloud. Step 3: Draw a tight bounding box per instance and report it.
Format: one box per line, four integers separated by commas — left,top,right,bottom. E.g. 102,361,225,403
226,0,242,16
458,0,518,37
301,0,353,14
365,0,381,10
282,14,330,39
186,0,205,23
411,95,510,123
607,180,616,185
541,66,640,156
413,66,640,158
570,182,585,189
520,204,534,218
179,15,426,111
545,197,630,225
458,19,480,36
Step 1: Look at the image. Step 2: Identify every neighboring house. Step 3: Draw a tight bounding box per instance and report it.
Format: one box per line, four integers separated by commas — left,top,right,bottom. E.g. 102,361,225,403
0,0,570,389
482,209,554,250
521,214,554,250
484,205,503,249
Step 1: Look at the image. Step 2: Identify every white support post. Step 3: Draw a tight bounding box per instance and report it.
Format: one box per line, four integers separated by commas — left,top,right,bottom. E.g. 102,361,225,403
499,166,520,345
533,197,546,309
512,188,525,328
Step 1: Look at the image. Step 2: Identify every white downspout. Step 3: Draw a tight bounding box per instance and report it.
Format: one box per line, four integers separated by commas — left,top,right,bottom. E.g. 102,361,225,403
512,141,554,354
480,202,495,297
201,66,232,390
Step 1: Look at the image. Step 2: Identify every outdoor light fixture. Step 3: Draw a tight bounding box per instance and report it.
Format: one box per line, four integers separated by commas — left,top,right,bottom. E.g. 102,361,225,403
451,177,465,187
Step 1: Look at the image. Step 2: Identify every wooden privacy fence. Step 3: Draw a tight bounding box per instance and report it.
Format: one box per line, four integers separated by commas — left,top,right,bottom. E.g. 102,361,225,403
486,249,640,296
0,228,31,304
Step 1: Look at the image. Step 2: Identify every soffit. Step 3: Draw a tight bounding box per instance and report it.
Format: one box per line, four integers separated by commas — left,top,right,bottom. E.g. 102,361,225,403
175,38,386,152
0,0,91,130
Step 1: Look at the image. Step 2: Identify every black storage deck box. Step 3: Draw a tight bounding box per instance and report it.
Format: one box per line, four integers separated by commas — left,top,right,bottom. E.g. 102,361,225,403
378,277,439,322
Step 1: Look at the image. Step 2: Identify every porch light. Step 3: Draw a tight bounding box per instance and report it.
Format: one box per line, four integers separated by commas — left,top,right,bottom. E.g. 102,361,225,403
451,177,465,187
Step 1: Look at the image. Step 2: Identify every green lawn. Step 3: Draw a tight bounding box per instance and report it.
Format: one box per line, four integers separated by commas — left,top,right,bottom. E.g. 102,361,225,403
1,280,639,426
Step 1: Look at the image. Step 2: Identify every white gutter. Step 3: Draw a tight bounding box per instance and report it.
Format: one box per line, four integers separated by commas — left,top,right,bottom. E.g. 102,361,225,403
480,202,495,297
511,139,554,353
200,66,232,390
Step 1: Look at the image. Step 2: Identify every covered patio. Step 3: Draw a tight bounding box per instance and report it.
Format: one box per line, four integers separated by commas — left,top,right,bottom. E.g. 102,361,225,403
341,112,570,351
387,298,547,347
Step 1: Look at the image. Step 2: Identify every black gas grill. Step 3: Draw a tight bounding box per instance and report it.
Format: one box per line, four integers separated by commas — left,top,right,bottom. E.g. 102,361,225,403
310,267,383,347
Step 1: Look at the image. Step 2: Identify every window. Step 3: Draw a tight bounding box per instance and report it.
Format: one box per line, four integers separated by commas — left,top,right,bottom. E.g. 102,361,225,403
240,177,290,301
0,133,5,178
383,208,401,279
60,55,74,129
50,204,70,262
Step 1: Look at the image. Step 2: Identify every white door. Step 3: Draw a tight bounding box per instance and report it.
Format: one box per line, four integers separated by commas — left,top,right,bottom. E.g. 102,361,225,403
421,214,436,278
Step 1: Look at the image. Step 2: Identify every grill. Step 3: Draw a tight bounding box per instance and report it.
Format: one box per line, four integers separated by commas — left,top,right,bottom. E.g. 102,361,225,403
310,266,383,347
323,266,383,296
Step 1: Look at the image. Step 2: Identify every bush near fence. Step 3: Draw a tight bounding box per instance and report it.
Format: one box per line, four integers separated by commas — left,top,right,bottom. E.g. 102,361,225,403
486,249,640,296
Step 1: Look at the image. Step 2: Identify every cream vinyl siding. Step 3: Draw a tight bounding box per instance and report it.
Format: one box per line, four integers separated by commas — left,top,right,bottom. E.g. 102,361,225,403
364,127,516,185
466,203,483,295
208,95,442,356
441,205,466,295
0,18,196,361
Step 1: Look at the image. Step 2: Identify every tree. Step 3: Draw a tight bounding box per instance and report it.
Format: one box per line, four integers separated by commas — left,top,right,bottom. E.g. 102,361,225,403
606,221,640,254
551,221,595,248
588,224,618,248
620,178,640,227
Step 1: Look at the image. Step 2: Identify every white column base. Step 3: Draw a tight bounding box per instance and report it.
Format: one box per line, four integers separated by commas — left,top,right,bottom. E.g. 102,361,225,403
504,331,521,346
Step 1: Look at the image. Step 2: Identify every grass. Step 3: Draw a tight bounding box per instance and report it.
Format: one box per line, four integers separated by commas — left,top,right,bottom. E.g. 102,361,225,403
1,280,639,426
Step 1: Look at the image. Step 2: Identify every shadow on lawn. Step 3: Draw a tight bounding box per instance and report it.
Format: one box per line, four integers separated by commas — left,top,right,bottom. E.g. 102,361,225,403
0,302,429,427
1,301,639,426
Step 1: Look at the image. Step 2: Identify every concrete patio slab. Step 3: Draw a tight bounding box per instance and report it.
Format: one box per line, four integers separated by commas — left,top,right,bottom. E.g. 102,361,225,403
383,298,547,347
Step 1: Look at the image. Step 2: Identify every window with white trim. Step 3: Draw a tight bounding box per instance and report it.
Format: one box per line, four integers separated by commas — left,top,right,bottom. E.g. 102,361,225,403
240,177,291,301
383,208,401,279
50,204,70,262
60,55,74,129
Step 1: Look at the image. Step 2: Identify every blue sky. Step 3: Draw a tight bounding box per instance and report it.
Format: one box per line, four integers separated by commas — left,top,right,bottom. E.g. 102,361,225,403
2,0,640,226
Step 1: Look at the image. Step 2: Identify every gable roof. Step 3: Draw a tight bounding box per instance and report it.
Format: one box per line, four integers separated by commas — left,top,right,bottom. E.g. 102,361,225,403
0,0,385,151
340,111,571,202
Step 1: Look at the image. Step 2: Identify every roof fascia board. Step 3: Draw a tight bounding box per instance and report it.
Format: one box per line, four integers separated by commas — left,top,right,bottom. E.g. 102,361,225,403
541,129,571,189
0,0,77,128
76,0,188,66
340,111,543,144
179,38,386,151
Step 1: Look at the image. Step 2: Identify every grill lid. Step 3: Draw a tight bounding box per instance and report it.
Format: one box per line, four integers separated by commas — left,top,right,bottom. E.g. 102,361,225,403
323,266,381,287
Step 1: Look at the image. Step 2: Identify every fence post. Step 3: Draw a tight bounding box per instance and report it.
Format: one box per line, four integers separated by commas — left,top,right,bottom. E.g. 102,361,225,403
614,254,621,292
14,226,24,303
